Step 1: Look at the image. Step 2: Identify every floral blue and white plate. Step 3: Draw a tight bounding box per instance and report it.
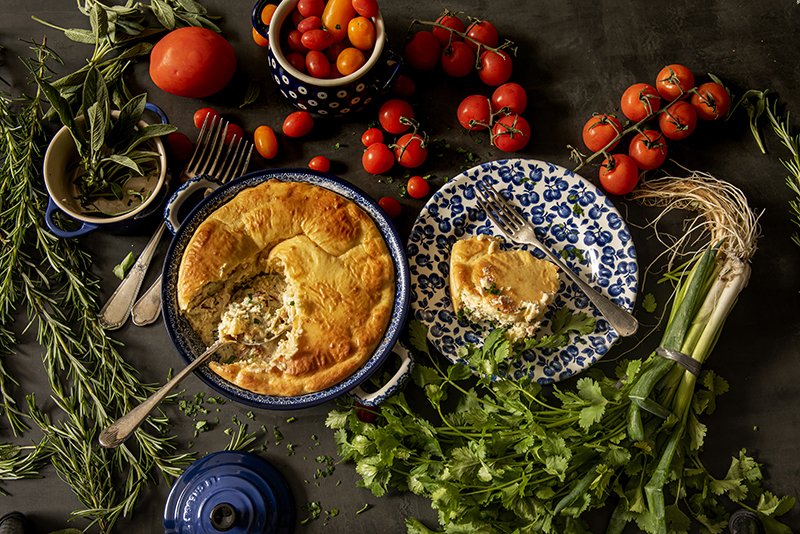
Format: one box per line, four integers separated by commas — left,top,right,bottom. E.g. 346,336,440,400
407,158,638,384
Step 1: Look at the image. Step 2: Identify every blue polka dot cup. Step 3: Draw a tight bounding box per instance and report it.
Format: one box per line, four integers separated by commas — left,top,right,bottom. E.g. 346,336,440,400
252,0,403,117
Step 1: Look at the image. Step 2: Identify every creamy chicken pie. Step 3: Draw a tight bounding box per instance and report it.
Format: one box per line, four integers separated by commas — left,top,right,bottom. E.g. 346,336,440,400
177,180,396,397
450,235,560,341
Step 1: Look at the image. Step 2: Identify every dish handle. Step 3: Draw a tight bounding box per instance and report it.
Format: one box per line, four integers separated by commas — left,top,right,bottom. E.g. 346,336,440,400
348,340,414,407
163,175,222,234
45,197,100,238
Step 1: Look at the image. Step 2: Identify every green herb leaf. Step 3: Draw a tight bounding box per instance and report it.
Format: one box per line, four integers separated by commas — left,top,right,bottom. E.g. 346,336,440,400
113,252,136,279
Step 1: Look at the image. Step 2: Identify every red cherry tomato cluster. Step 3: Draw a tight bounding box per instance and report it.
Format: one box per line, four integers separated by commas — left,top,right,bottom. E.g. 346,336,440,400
457,83,530,152
360,98,430,177
580,64,732,196
279,0,379,79
404,12,514,87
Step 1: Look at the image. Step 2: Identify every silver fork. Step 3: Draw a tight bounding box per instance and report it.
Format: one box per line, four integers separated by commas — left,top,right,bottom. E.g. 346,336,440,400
124,116,252,327
474,179,639,337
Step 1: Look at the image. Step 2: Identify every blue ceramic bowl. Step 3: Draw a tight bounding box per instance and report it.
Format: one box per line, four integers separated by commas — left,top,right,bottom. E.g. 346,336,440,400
252,0,402,117
161,168,411,410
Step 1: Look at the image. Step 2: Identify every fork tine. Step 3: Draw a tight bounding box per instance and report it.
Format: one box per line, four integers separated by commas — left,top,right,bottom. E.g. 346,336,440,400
479,180,526,231
184,114,214,174
217,137,242,183
199,121,228,176
476,180,518,233
475,187,512,239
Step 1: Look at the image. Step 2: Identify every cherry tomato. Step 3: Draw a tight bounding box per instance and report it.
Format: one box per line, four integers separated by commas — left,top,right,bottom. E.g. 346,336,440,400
599,154,639,195
658,100,698,140
628,130,667,170
491,82,527,115
291,8,304,27
391,74,416,98
441,41,475,77
252,26,269,47
352,0,379,18
321,0,356,42
348,17,375,50
355,402,378,423
336,47,366,76
286,52,306,72
491,114,530,152
287,29,310,54
224,123,244,145
361,127,384,147
394,133,428,168
261,3,277,25
378,196,402,218
404,31,441,71
407,176,430,199
150,27,237,98
457,94,492,131
620,83,661,122
283,110,314,138
465,20,499,53
308,155,331,172
478,50,513,86
379,99,414,134
301,28,335,51
166,132,193,160
655,64,695,101
297,0,324,18
581,114,622,152
691,82,731,120
193,107,220,129
433,13,465,47
324,39,350,63
362,143,394,174
306,50,331,78
254,125,278,159
297,15,323,33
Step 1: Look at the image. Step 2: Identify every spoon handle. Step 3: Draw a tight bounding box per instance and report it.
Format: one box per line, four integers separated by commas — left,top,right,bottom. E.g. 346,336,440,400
98,338,229,448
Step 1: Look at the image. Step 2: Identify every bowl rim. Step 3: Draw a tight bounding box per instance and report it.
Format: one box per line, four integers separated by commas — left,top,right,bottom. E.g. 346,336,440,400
42,112,168,225
161,168,410,409
264,0,387,88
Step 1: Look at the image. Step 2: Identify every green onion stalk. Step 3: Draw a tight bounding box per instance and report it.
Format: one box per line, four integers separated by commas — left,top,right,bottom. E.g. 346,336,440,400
616,171,760,534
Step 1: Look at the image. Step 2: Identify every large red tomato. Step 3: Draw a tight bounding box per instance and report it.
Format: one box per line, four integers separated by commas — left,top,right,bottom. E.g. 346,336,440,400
150,27,237,98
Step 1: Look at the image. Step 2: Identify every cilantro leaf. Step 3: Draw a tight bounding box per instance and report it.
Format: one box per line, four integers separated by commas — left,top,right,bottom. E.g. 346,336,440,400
642,293,657,313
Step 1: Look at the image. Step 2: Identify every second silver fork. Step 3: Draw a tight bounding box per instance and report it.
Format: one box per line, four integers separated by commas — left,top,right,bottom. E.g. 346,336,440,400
475,179,639,337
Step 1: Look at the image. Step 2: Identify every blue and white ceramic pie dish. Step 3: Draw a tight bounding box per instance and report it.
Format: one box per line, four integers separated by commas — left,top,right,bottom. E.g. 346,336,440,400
407,158,639,384
161,169,411,409
252,0,402,116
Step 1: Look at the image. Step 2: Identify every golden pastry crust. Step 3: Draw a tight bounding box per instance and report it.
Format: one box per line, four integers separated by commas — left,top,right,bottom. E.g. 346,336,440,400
450,235,560,340
177,180,395,397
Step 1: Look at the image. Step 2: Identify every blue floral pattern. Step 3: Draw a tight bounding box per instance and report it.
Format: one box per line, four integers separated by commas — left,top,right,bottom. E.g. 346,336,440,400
407,159,639,384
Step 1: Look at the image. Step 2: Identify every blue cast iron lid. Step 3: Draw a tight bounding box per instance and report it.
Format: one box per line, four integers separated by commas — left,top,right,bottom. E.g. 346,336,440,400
164,451,293,534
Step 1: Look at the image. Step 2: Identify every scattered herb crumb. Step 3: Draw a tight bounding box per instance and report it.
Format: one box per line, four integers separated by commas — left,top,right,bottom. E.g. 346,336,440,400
287,416,296,423
301,502,322,524
356,504,371,514
113,252,136,279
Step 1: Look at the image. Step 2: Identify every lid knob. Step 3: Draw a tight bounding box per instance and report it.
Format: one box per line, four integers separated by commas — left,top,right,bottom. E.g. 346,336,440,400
210,503,237,532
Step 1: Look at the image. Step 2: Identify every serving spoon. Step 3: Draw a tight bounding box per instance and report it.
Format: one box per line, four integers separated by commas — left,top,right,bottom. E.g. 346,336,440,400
99,334,264,448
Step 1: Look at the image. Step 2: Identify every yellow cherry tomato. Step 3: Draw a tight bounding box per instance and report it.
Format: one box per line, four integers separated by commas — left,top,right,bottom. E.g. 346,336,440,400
336,47,366,76
252,26,269,47
261,3,276,25
347,17,375,51
254,125,278,159
321,0,355,43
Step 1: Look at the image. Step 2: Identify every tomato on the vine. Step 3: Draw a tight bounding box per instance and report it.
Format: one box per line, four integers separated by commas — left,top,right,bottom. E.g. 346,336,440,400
378,196,402,218
433,13,465,47
691,82,731,120
224,123,244,145
628,130,667,170
599,154,639,195
491,82,527,115
254,125,278,159
620,83,661,122
193,107,220,129
362,143,394,174
655,64,695,101
283,111,314,138
441,41,475,78
166,132,193,160
457,94,492,131
361,127,383,147
407,176,430,199
308,155,331,172
582,114,622,152
491,114,530,152
379,99,414,134
659,100,697,140
394,133,428,168
465,20,498,53
404,31,441,71
478,49,513,86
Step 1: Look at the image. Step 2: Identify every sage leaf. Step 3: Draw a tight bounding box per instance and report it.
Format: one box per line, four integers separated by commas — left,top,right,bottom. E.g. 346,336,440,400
176,0,208,15
105,154,143,175
64,28,96,44
152,0,176,30
87,102,107,154
124,123,178,153
90,2,109,42
241,81,260,108
107,93,146,150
